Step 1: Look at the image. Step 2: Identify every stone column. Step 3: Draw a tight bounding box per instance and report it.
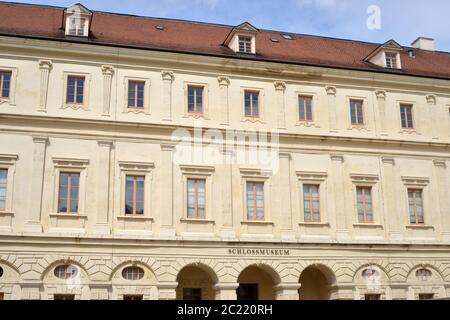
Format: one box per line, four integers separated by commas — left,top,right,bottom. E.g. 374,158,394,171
427,95,439,139
38,60,52,112
274,81,286,129
381,157,401,240
375,90,387,135
94,140,113,234
160,144,175,237
326,86,338,132
24,136,48,233
220,149,235,239
157,282,178,300
161,70,175,121
330,153,349,239
434,159,450,241
275,283,301,300
101,65,114,116
218,76,230,126
278,152,294,240
214,283,239,300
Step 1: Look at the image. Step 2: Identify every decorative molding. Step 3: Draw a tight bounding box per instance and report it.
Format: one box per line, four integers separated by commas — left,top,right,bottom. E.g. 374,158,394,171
350,173,379,184
38,60,52,111
179,164,215,175
274,80,286,91
118,161,154,171
160,144,176,152
433,159,447,168
296,171,328,181
278,152,291,160
325,86,337,96
52,157,89,168
381,157,395,165
401,176,430,187
375,90,386,100
101,65,114,115
217,76,230,86
239,168,273,178
32,136,49,144
0,154,18,165
161,70,174,81
97,140,114,148
330,153,344,162
426,94,437,106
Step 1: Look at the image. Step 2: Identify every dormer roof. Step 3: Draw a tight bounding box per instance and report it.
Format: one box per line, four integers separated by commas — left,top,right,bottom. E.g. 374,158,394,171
223,22,259,45
64,3,92,15
364,39,403,62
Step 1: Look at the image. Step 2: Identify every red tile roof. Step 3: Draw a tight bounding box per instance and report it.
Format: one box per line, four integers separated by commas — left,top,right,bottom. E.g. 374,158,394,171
1,2,450,80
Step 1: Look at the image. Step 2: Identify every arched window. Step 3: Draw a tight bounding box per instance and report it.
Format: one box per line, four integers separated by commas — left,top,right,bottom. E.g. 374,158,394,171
0,266,3,278
122,266,145,280
54,265,78,279
416,268,432,281
362,268,380,282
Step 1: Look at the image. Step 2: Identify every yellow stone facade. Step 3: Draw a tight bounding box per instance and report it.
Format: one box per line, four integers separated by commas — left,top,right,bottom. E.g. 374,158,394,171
0,28,450,300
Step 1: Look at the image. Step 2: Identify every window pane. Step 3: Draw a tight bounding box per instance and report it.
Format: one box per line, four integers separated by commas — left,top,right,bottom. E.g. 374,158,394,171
350,102,357,124
125,176,134,214
244,92,252,116
0,169,7,210
306,97,313,121
252,93,259,116
299,96,306,120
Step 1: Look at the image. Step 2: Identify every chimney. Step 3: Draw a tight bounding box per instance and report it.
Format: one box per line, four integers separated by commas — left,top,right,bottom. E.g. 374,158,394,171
411,37,435,51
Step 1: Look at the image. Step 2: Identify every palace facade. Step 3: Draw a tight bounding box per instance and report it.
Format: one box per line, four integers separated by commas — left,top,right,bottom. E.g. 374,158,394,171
0,2,450,300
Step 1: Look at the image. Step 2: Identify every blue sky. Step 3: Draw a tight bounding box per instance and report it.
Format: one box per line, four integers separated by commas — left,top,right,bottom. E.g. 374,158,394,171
8,0,450,52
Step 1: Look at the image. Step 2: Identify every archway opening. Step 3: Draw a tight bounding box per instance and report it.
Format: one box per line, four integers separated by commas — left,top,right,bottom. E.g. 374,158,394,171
237,266,277,300
299,265,334,300
176,266,216,300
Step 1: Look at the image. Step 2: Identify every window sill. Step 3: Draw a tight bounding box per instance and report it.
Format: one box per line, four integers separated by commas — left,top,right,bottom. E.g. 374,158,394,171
398,129,420,135
241,220,274,225
296,121,319,128
180,218,215,224
241,117,265,124
406,225,434,230
117,215,154,221
299,222,330,227
61,104,89,111
50,213,88,219
124,108,150,115
347,126,370,132
183,113,210,120
353,223,383,229
0,98,13,106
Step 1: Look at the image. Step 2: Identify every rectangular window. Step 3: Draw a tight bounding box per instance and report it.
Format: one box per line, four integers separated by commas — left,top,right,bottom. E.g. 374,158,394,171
238,35,252,53
418,293,434,300
246,182,264,220
0,71,11,98
128,80,145,108
58,172,80,214
385,52,398,69
187,86,204,114
66,76,85,104
299,95,313,122
357,187,373,224
244,90,259,117
303,184,320,222
54,294,75,300
408,189,424,224
123,295,143,300
350,99,364,126
183,288,202,300
187,178,206,219
365,294,381,300
400,104,414,129
125,176,145,215
0,169,7,211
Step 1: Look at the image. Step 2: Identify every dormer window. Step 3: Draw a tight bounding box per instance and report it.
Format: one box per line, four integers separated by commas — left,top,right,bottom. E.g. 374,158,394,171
224,22,258,54
238,35,252,53
364,39,403,70
385,52,398,69
64,4,92,38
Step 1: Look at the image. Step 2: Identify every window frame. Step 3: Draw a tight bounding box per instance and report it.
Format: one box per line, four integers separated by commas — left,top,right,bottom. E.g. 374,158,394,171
246,181,265,221
66,75,85,105
123,77,151,114
238,35,253,53
385,51,399,69
51,158,89,216
401,176,430,227
57,172,81,215
0,67,17,105
356,186,374,224
302,184,321,223
240,168,272,223
186,178,206,220
408,188,425,225
186,85,205,115
0,70,12,99
298,95,314,123
243,89,261,119
62,72,90,109
400,103,414,129
125,175,146,216
118,161,154,218
297,171,328,225
127,80,146,109
350,174,380,226
349,98,365,126
0,154,18,215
